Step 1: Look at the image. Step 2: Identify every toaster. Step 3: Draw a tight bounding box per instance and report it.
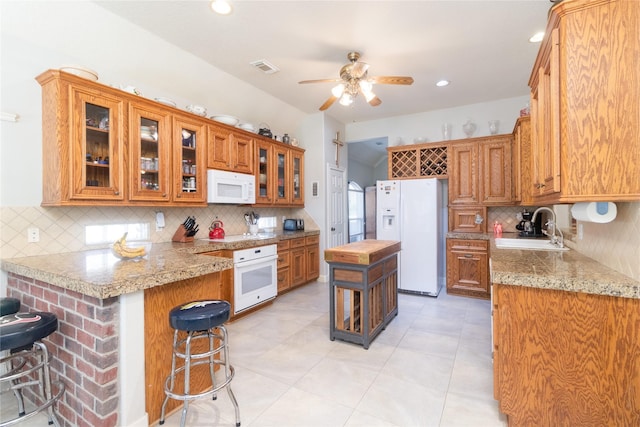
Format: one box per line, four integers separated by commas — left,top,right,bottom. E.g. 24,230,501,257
283,218,304,231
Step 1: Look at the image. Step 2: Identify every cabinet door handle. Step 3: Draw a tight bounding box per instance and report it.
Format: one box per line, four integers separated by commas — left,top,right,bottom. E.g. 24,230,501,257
464,254,473,258
114,191,119,195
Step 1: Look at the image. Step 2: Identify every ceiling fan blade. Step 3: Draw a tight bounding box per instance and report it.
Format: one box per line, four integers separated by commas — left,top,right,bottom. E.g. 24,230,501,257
299,78,342,84
319,95,338,111
370,76,414,85
368,95,382,107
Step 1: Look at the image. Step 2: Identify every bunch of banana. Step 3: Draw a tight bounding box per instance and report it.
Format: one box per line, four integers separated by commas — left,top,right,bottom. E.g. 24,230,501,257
111,232,147,259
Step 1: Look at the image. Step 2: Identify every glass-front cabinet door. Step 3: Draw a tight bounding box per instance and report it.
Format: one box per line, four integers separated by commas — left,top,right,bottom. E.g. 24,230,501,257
255,139,273,204
274,146,290,205
173,115,207,203
129,103,171,201
71,86,124,201
291,148,304,206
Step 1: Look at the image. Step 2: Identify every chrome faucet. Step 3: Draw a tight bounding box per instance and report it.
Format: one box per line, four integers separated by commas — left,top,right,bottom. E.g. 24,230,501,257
532,207,564,248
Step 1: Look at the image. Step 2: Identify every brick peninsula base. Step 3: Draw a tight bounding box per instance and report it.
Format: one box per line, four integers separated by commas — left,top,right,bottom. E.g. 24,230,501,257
8,273,121,427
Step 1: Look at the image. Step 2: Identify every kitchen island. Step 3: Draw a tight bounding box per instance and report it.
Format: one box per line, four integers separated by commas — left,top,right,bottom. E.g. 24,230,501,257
0,231,319,427
324,239,401,349
489,235,640,426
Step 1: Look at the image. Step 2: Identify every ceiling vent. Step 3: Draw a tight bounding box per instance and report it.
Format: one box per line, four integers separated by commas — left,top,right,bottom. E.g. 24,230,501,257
250,59,280,74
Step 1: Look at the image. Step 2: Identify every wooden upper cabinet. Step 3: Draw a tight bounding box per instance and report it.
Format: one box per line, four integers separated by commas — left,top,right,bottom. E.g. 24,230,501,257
290,147,304,206
449,135,513,207
37,69,210,206
479,136,512,205
512,116,532,206
449,141,479,205
38,70,125,205
530,28,561,199
273,145,290,205
128,101,172,202
172,115,207,204
253,138,305,207
207,124,253,174
255,139,274,204
529,0,640,202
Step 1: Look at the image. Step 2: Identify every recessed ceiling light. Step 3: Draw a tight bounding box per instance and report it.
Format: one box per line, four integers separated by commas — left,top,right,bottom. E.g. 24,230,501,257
436,80,450,87
211,0,232,15
529,31,545,43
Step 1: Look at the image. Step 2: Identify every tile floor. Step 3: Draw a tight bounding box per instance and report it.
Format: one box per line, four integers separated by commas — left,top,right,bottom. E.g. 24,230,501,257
1,281,507,426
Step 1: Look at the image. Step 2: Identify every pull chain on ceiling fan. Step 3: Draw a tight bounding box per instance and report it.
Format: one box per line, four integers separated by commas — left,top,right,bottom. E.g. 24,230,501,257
299,52,414,111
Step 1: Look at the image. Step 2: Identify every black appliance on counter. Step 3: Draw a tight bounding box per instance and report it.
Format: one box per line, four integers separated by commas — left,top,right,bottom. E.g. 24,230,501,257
283,218,304,231
515,210,544,237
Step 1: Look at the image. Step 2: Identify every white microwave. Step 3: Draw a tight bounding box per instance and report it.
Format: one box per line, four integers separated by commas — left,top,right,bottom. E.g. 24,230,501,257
207,169,256,204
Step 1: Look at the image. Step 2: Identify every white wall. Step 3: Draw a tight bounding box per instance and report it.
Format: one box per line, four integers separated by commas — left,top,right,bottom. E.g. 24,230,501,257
345,96,529,145
0,0,307,207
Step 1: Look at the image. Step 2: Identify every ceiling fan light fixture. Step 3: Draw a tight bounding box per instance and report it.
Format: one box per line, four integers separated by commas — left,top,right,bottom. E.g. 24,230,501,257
211,0,232,15
339,93,353,106
364,91,376,103
331,83,345,97
359,80,373,94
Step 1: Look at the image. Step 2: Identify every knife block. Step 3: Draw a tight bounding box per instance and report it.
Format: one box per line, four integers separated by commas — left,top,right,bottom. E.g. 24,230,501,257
172,225,194,243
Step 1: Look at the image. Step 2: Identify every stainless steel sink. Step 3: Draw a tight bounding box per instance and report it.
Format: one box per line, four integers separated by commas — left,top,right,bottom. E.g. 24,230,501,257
495,238,569,251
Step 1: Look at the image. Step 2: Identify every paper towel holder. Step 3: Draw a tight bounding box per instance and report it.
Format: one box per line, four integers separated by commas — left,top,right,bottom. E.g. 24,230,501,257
571,202,617,223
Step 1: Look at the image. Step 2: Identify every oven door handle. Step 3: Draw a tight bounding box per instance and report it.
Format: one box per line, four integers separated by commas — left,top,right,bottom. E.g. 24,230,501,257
234,254,278,268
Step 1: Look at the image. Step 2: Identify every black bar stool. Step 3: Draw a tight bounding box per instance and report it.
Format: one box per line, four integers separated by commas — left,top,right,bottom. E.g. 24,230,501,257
159,300,240,427
0,310,65,427
0,298,20,316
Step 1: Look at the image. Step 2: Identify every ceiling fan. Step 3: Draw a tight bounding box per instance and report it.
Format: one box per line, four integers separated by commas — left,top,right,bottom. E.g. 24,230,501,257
299,52,414,111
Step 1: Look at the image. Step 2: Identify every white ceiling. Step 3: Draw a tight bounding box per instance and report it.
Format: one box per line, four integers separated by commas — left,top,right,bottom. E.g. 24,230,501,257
94,0,552,126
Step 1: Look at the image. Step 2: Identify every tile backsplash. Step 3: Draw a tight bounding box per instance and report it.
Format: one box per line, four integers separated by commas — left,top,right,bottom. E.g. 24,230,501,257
0,205,316,259
1,203,637,281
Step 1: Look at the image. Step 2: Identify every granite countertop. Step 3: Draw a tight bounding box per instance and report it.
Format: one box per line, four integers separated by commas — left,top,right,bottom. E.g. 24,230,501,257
488,233,639,299
1,230,319,300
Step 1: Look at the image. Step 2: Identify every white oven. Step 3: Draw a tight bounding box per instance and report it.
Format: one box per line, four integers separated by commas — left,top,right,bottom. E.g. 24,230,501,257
233,244,278,314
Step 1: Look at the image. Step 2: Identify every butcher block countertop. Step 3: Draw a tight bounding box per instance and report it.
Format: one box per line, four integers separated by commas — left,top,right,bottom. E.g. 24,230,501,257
1,230,319,299
324,240,401,265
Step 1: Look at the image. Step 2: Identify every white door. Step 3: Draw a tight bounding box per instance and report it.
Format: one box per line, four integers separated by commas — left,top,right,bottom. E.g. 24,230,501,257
327,166,346,248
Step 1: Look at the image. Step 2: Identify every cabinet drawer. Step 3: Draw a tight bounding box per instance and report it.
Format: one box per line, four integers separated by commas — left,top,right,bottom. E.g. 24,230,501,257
277,251,290,269
448,239,488,252
290,237,306,249
277,240,290,251
305,235,319,246
449,206,487,233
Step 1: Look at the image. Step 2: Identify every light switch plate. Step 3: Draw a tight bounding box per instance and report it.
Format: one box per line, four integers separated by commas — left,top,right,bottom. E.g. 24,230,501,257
156,211,165,231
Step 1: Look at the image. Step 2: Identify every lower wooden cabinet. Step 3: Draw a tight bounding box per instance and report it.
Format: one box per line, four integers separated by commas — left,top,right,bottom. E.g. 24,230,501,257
446,238,489,299
305,235,320,281
276,240,291,293
277,234,320,294
493,283,640,426
290,237,306,287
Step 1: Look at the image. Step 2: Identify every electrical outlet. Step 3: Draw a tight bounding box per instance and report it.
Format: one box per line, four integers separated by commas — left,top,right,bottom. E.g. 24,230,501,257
27,227,40,243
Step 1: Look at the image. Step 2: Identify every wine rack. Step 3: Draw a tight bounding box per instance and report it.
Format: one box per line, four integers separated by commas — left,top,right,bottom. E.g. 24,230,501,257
388,143,448,179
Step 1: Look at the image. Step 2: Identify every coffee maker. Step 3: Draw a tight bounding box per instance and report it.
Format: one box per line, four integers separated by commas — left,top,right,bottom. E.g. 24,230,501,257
515,209,544,238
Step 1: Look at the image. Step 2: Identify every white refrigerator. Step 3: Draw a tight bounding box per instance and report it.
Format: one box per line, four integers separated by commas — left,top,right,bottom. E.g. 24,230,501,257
376,178,447,296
